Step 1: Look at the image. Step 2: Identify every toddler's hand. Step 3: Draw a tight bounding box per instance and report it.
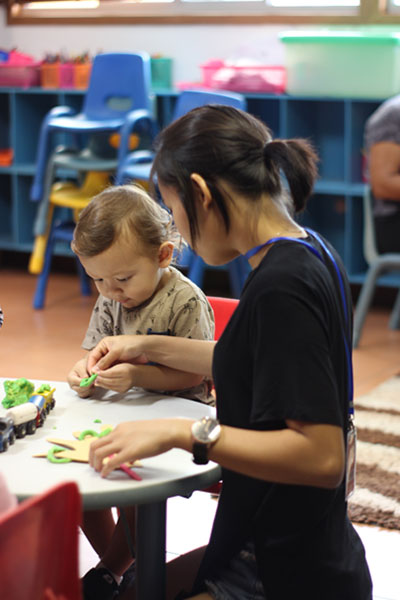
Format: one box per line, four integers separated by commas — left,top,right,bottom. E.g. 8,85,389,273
94,363,136,394
67,357,94,398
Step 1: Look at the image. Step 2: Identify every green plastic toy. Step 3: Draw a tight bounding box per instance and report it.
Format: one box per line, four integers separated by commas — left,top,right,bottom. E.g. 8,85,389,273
80,373,98,388
2,378,35,409
35,383,51,394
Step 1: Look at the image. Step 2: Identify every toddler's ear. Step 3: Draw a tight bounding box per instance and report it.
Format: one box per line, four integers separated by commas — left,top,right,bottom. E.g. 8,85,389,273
158,241,174,267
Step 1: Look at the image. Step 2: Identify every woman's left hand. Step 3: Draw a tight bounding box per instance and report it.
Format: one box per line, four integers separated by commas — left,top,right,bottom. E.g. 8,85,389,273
89,418,192,478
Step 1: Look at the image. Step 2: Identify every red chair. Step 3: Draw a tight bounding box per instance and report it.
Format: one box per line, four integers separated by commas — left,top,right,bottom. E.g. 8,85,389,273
204,297,239,495
0,481,82,600
207,296,239,341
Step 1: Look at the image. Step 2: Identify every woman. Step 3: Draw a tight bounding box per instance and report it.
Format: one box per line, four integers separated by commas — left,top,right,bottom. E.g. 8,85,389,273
364,94,400,253
88,106,372,600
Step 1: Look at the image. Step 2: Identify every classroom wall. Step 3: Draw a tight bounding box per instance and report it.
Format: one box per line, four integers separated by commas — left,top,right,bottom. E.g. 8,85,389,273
0,5,287,83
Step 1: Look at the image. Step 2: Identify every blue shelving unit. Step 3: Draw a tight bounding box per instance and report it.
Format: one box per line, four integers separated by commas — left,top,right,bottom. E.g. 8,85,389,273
0,86,387,283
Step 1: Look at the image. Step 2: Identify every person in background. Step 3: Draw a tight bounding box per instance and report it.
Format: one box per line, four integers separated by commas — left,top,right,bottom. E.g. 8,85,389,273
364,94,400,253
67,184,214,600
87,105,373,600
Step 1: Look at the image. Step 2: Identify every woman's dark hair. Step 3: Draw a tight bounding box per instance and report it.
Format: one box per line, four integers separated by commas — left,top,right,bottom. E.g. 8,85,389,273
151,105,318,244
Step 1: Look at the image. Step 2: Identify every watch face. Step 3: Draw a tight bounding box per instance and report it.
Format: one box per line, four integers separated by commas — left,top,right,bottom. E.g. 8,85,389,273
192,417,221,443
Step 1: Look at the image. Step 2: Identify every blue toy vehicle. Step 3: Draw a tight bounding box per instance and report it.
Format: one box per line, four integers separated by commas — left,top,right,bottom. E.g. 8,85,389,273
0,417,16,452
29,395,47,426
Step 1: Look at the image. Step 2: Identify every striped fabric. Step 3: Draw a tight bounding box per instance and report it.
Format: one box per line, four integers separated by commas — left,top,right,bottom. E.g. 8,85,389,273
348,376,400,530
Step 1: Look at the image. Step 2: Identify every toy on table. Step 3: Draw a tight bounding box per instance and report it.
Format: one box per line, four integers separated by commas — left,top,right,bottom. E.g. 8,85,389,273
33,427,142,480
2,378,55,410
0,379,56,449
6,403,40,437
80,373,98,388
0,417,15,452
2,378,34,408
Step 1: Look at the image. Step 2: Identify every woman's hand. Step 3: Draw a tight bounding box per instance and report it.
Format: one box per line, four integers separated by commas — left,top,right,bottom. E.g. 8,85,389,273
94,363,137,394
87,335,149,374
89,418,193,478
67,357,93,398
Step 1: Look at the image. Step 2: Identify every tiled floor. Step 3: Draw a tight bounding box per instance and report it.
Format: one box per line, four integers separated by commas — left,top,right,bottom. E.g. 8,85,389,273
2,264,400,598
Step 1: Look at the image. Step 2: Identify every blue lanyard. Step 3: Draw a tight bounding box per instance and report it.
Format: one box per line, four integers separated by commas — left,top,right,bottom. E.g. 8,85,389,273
243,229,354,415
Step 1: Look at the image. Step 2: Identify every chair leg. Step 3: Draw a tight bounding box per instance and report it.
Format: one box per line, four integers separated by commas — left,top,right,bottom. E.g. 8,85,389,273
29,204,55,275
76,258,92,297
389,287,400,330
353,262,386,348
33,230,57,309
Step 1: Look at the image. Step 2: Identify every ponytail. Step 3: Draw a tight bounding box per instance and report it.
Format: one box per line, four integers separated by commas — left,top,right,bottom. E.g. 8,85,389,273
152,106,320,244
263,139,319,213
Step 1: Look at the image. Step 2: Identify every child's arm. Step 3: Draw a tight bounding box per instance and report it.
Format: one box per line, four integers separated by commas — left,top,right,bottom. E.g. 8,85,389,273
67,355,95,398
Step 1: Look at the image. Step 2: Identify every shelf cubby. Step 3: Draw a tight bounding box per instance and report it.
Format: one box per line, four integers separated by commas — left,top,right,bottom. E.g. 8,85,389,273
0,87,392,286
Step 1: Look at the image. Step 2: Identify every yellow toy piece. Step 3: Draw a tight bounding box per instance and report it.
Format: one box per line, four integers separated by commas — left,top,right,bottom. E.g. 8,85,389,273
33,426,141,468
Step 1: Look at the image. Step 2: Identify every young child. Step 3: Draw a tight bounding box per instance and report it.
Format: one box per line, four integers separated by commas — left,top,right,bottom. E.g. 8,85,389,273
67,184,215,600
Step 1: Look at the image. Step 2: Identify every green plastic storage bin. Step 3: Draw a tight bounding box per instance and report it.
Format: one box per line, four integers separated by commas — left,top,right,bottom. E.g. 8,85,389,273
151,57,173,89
280,31,400,98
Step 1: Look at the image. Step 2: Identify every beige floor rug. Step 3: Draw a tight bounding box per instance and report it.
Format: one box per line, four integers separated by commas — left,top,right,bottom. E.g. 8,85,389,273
348,376,400,530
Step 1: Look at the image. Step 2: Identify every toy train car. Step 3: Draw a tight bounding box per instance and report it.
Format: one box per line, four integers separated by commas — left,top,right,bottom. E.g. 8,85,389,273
0,417,15,452
6,403,40,438
0,386,56,451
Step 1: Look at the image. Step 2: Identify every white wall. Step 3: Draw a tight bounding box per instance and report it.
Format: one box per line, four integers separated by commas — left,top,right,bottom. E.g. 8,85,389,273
0,6,286,82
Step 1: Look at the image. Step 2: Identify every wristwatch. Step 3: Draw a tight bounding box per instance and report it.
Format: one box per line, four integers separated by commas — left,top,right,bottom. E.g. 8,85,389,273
191,416,221,465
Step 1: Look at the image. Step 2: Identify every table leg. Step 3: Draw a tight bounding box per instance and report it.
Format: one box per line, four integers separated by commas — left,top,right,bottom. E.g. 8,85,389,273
136,500,167,600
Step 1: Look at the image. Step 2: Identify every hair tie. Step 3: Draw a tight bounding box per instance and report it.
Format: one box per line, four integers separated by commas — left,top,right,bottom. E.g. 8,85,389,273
263,139,274,164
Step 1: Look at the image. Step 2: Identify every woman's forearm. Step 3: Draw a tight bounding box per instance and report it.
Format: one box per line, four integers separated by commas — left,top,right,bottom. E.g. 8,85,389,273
92,417,345,488
130,363,205,391
176,420,345,489
89,335,216,378
144,336,216,378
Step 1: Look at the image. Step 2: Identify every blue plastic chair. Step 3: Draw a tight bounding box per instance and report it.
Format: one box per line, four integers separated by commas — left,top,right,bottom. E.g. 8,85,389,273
117,89,251,297
30,53,158,309
31,52,155,204
33,220,92,310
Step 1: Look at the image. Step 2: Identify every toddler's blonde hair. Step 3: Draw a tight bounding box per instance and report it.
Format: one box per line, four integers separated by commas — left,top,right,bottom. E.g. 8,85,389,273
72,184,178,258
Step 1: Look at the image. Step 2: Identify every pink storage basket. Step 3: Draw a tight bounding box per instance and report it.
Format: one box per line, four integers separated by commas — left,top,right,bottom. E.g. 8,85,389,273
199,59,225,87
59,63,74,88
0,63,41,88
201,61,286,94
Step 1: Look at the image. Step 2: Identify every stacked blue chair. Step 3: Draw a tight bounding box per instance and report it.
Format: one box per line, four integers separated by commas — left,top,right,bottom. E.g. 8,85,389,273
30,52,158,309
31,52,155,205
116,89,251,298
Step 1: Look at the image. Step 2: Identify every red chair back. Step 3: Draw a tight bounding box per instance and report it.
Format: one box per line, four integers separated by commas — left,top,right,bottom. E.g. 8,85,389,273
207,296,239,340
0,481,82,600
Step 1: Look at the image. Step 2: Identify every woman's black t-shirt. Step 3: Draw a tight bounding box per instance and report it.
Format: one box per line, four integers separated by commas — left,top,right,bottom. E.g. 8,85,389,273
194,234,372,599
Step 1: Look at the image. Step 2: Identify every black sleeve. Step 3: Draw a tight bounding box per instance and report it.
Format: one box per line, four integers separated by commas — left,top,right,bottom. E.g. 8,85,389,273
249,289,344,428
